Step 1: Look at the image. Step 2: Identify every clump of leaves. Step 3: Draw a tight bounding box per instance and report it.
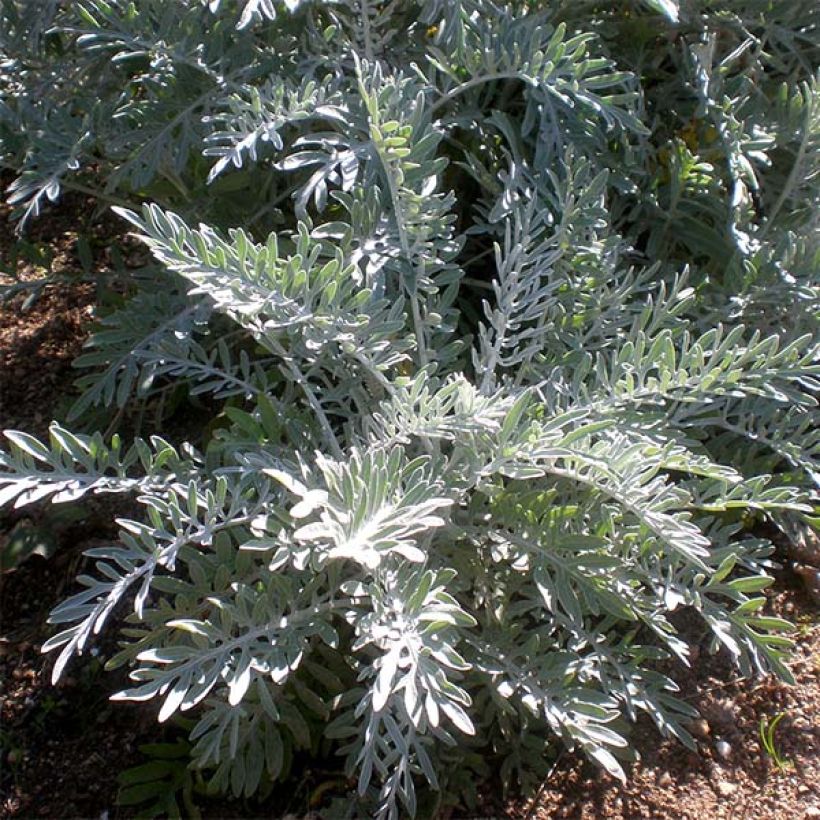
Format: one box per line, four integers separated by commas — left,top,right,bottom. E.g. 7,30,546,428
1,1,818,818
117,739,205,819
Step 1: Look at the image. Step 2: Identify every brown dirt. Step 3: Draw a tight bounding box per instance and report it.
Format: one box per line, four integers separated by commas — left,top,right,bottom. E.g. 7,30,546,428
0,187,106,437
1,191,819,820
0,280,95,438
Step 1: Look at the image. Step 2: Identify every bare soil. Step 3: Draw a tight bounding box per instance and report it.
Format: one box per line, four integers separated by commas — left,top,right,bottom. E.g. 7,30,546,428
1,197,818,820
0,225,95,436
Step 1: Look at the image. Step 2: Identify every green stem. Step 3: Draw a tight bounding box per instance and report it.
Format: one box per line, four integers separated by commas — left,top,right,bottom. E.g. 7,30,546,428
430,72,523,116
759,100,813,242
267,337,344,459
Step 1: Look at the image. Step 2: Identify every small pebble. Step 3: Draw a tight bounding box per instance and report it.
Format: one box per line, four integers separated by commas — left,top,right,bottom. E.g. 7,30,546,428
804,808,820,820
716,781,738,797
691,718,711,739
715,740,732,760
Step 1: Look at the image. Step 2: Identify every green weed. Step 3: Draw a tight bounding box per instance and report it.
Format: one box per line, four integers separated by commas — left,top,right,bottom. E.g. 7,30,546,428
758,713,792,772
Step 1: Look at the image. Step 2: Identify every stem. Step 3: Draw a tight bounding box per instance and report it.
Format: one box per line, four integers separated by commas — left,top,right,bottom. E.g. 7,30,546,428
410,293,429,368
479,315,505,394
0,161,136,215
370,128,430,369
461,276,494,291
353,351,397,396
759,100,813,242
462,247,495,270
430,72,523,116
267,337,344,459
50,177,136,210
247,182,301,229
355,59,430,370
360,0,375,62
379,150,429,367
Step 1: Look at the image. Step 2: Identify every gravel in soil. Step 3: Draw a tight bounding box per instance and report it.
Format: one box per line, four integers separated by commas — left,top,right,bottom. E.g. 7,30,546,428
0,279,95,438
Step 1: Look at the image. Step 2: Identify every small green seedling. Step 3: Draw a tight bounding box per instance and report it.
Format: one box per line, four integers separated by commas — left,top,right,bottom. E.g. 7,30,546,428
759,713,792,772
117,739,204,819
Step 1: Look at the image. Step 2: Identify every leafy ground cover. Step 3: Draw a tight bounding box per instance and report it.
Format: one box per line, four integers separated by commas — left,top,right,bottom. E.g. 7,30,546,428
1,205,818,819
1,1,819,817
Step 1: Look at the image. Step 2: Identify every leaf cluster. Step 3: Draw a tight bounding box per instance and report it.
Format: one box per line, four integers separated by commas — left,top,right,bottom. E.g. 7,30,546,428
1,1,818,817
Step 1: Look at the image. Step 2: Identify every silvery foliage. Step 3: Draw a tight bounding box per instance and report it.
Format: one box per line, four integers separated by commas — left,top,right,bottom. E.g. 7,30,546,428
1,0,819,816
